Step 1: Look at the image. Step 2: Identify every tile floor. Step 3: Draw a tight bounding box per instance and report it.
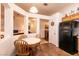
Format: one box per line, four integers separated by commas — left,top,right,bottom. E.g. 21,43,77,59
13,38,79,56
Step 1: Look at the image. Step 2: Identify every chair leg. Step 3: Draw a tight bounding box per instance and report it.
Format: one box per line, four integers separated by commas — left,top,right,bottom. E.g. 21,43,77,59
30,51,33,56
37,43,41,51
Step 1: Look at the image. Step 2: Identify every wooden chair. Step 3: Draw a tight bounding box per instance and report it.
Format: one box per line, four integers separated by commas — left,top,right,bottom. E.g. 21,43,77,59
14,40,31,56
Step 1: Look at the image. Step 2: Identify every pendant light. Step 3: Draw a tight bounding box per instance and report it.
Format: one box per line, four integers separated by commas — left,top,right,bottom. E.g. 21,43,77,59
29,6,38,14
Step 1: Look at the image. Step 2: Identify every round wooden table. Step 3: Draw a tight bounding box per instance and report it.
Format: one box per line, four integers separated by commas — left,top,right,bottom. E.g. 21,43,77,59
23,38,41,45
23,38,41,55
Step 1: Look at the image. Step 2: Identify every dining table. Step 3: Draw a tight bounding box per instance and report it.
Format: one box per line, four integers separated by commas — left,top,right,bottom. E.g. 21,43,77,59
22,38,41,55
22,38,41,45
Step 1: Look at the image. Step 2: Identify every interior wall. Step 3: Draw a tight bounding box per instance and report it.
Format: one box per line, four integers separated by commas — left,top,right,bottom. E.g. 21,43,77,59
49,13,62,47
1,11,24,34
1,17,24,32
14,16,24,33
4,6,14,38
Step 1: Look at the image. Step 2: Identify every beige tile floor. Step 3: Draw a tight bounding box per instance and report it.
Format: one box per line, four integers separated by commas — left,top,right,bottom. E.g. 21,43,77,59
40,39,79,56
40,38,48,44
13,38,79,56
73,53,79,56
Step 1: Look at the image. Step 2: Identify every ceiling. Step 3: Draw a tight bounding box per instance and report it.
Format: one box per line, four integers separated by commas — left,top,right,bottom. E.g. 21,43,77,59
15,3,73,16
1,3,73,18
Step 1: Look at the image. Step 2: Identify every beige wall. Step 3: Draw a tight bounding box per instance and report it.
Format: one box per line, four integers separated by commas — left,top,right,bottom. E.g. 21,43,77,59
1,11,24,33
49,13,62,47
1,15,24,33
14,16,24,33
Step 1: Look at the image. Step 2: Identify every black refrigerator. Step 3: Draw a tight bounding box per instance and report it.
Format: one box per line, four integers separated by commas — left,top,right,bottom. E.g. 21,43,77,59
59,21,78,54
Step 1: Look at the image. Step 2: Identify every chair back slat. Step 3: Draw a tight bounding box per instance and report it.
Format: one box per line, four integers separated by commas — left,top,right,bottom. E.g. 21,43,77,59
14,40,29,55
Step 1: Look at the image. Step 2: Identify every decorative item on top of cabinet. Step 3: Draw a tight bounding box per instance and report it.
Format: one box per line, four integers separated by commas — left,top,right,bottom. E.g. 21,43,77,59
62,12,79,22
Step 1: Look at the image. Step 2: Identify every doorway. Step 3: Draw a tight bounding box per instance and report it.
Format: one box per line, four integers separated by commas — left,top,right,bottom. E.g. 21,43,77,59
40,19,49,41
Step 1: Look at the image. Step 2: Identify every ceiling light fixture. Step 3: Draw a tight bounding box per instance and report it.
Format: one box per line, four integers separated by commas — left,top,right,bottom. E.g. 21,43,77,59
29,6,38,14
44,3,48,6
